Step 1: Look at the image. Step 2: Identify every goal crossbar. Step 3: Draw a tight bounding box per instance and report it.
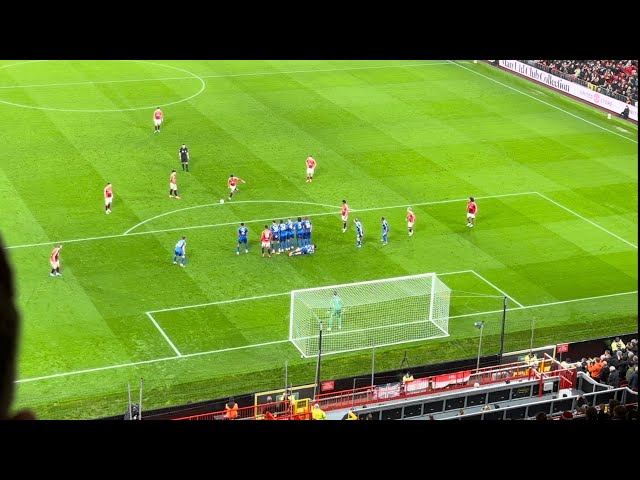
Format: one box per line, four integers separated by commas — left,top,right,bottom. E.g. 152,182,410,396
289,273,451,358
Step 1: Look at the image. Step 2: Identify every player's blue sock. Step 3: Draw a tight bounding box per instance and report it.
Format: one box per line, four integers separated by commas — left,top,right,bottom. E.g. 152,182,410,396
236,246,240,254
173,255,177,262
182,258,186,265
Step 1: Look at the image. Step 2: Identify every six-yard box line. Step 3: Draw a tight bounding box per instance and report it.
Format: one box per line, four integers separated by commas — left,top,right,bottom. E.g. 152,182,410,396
17,271,637,383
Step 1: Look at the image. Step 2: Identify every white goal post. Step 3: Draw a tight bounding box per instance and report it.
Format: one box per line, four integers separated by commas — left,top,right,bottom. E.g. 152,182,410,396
289,273,452,358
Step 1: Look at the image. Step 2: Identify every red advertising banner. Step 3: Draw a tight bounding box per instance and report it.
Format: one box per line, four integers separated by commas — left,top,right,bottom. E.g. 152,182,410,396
405,377,429,394
373,382,402,400
321,380,334,392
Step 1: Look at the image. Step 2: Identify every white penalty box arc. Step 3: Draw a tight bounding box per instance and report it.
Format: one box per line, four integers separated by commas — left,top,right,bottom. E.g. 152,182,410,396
289,273,452,358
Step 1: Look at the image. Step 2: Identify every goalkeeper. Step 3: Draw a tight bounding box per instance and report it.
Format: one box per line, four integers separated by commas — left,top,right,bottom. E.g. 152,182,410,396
328,290,343,331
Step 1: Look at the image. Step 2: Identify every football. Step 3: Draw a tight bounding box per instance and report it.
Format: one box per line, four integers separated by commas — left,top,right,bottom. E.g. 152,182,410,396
219,199,225,204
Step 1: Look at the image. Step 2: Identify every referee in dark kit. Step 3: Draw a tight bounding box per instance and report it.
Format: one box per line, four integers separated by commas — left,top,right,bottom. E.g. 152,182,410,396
179,143,190,172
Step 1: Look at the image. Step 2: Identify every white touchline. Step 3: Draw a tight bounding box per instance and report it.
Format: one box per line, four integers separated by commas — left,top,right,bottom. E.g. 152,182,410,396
5,192,535,249
450,61,638,144
470,270,524,308
535,192,637,249
16,290,636,384
146,312,182,357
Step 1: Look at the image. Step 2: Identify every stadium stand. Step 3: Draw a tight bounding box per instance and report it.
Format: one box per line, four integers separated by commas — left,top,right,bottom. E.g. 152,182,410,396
529,60,638,105
171,353,637,420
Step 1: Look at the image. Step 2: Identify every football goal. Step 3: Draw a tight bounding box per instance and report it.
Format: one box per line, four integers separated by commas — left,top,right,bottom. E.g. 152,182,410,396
289,273,451,358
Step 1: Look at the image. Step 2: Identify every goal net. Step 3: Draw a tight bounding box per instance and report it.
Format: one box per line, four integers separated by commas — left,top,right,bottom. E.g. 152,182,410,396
289,273,451,358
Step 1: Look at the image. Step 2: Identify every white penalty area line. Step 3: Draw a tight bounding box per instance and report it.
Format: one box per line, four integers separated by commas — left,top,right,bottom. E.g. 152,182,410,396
469,270,524,308
16,289,637,384
6,190,634,252
148,291,290,314
449,290,637,321
5,192,536,250
533,192,637,249
16,337,291,384
123,200,340,235
146,312,182,357
450,61,638,145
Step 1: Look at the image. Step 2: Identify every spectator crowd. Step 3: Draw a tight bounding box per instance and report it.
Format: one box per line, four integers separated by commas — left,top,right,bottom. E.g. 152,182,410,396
539,336,638,421
564,336,639,390
532,60,638,105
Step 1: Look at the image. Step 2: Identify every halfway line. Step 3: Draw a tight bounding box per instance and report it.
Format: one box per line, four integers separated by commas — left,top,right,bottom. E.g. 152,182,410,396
0,62,450,90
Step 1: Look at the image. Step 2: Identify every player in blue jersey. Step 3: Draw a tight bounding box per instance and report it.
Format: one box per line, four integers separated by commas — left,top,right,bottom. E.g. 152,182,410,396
237,222,249,255
285,218,294,251
269,220,280,255
173,236,187,266
354,218,364,248
381,216,389,245
289,243,317,256
278,220,287,254
295,217,304,248
303,217,312,247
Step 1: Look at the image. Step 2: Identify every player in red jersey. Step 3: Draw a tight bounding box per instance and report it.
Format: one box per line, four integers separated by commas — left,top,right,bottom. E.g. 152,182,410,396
341,200,349,233
169,170,181,199
104,182,113,214
406,208,416,236
260,225,273,258
49,245,63,277
305,155,317,183
153,107,163,133
227,174,246,200
467,197,477,228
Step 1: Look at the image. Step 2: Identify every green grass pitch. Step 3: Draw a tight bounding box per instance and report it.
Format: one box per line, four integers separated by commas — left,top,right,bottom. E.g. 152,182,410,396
0,60,636,419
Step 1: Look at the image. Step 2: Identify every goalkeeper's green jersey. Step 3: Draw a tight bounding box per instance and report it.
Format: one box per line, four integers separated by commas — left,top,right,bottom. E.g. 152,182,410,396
331,296,343,313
